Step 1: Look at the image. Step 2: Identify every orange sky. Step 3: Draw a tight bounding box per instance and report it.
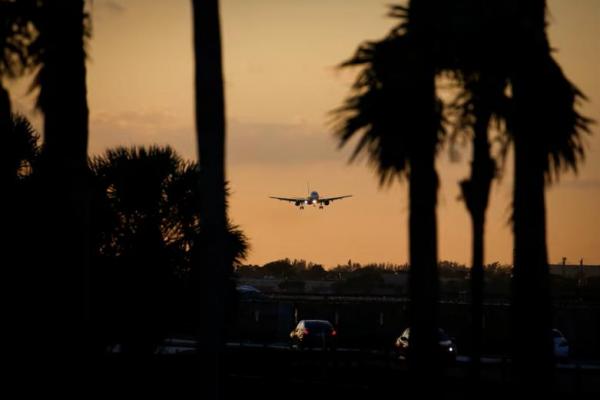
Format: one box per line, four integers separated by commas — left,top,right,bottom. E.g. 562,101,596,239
9,0,600,267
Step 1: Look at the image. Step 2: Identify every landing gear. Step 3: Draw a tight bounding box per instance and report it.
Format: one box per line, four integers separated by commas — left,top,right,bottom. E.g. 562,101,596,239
319,205,324,209
299,206,304,210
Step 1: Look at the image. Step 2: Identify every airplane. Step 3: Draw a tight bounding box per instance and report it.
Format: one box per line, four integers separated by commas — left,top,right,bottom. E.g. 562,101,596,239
269,189,352,210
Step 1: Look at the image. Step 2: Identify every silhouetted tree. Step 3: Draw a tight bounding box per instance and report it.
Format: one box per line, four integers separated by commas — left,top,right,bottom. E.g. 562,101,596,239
457,76,498,381
449,70,507,380
0,1,15,110
89,146,248,353
0,0,33,135
415,2,513,383
192,1,228,394
431,3,591,390
7,0,92,360
305,264,327,280
333,2,444,383
1,114,40,185
1,113,40,351
90,146,180,354
508,1,591,390
1,3,36,315
262,258,297,279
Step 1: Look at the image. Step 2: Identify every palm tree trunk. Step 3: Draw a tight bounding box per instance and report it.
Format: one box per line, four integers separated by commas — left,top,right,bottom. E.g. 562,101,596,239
407,61,440,385
465,173,489,381
469,210,485,371
460,89,495,382
36,0,90,361
408,152,439,376
192,1,228,398
512,124,554,390
510,0,555,391
0,82,17,345
0,82,12,183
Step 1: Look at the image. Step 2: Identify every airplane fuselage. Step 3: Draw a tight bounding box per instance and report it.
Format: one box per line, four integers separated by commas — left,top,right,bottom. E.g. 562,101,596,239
269,190,352,209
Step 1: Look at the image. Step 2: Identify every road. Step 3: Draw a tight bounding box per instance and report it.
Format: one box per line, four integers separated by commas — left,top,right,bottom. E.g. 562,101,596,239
146,337,600,392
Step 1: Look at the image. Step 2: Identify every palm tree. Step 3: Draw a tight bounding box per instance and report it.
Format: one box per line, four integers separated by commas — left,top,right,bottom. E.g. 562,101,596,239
0,0,35,184
451,72,505,381
333,3,444,382
1,113,40,351
442,2,590,389
0,85,11,175
439,2,512,382
2,114,41,182
88,146,249,355
89,146,180,354
25,0,91,357
191,0,229,396
508,1,591,389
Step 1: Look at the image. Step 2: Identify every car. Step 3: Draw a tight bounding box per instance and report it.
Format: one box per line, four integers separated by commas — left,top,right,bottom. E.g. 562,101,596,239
236,284,264,299
290,319,337,350
394,327,457,363
552,328,569,361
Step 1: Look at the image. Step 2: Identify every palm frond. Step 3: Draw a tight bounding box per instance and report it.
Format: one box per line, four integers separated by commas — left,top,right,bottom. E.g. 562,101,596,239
540,57,592,181
332,34,444,186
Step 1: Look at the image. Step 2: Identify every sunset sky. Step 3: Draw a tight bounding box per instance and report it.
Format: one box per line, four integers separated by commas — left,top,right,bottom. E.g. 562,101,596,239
10,0,600,267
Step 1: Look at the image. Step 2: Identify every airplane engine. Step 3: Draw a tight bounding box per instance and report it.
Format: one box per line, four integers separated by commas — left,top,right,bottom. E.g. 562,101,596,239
295,201,301,206
324,200,330,206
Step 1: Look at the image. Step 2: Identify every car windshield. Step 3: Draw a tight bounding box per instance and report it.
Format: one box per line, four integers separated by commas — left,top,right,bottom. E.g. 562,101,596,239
304,321,333,333
552,330,564,338
438,329,450,341
400,328,451,341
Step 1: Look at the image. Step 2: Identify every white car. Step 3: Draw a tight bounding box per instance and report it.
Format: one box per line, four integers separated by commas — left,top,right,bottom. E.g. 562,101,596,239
552,328,569,361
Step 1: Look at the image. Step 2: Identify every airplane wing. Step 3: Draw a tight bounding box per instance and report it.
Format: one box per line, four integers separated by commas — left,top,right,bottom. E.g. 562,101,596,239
319,195,353,202
269,196,305,203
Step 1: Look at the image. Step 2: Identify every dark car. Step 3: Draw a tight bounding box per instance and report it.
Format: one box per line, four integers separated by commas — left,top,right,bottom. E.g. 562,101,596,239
394,328,457,362
236,284,265,300
290,319,337,350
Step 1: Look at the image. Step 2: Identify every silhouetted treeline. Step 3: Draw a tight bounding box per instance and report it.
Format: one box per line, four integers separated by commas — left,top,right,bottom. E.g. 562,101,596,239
237,258,506,280
4,118,248,353
239,259,397,279
237,260,600,301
